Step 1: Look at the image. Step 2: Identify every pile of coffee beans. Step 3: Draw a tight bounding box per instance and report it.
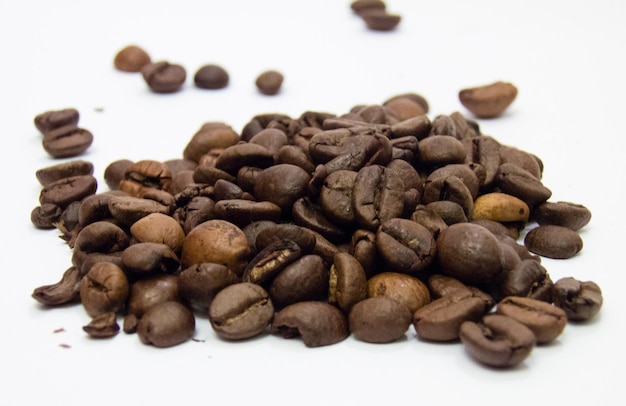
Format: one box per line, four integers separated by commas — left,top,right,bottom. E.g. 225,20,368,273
30,87,602,368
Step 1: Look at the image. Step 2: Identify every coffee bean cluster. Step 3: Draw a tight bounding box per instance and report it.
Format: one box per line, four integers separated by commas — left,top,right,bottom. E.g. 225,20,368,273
31,91,602,368
113,44,282,95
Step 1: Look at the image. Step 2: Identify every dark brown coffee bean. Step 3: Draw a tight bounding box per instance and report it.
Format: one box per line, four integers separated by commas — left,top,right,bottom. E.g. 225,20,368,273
83,312,120,338
495,259,553,303
410,204,448,239
80,262,129,317
413,288,490,342
213,199,283,227
427,163,480,200
359,9,402,31
243,239,302,285
349,229,383,278
108,195,171,226
194,64,229,89
34,108,80,134
328,252,368,313
418,135,467,167
180,219,252,277
271,301,349,347
268,254,329,309
120,242,180,276
178,263,239,310
499,145,543,180
351,0,386,15
137,301,195,348
255,70,284,95
349,297,412,343
126,274,180,319
389,114,431,140
104,159,134,191
460,314,536,368
376,218,437,275
436,223,504,286
427,274,469,299
495,163,552,207
208,282,274,340
214,143,274,175
421,175,474,218
552,277,603,321
141,61,186,93
35,159,94,187
72,251,124,277
73,220,129,254
496,296,567,343
42,124,92,159
292,197,350,243
255,223,317,254
253,164,310,214
532,201,592,231
459,81,518,118
30,203,62,229
524,225,583,259
367,272,431,314
352,164,405,231
462,135,502,188
183,124,240,163
32,266,82,306
113,45,151,72
276,145,316,174
319,169,358,226
119,159,172,198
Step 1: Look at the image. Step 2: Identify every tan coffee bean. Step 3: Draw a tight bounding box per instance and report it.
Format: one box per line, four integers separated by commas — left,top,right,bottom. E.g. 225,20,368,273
459,81,518,118
113,45,151,72
472,192,530,223
367,272,431,314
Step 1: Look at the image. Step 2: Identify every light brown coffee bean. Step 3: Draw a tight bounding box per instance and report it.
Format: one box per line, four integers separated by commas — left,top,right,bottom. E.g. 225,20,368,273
496,296,567,343
255,70,284,95
137,301,195,348
271,301,349,347
459,81,518,118
349,297,412,343
114,45,151,72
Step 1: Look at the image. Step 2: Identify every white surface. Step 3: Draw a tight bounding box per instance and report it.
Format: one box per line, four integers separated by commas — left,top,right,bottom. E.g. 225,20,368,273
1,1,624,405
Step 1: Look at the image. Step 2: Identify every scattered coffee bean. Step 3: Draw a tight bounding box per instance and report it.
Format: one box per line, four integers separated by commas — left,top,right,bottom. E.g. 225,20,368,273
113,45,151,72
42,124,93,158
524,225,583,259
255,70,284,95
552,277,603,321
194,64,229,89
141,61,186,93
459,81,518,119
34,108,80,134
359,9,402,31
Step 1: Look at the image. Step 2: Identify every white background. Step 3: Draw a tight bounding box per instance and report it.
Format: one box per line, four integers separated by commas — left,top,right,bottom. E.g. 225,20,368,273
1,1,624,405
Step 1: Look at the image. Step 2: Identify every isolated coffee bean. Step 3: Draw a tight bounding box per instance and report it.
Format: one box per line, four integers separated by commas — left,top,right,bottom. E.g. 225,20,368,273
460,314,536,368
80,262,129,318
359,9,402,31
350,0,386,15
496,296,567,343
367,272,431,314
532,201,592,231
208,282,274,340
137,301,195,348
349,297,412,343
271,301,349,347
459,81,518,118
524,225,583,259
141,61,186,93
552,277,603,321
113,45,151,72
32,266,82,306
255,70,284,95
34,108,80,134
194,64,229,89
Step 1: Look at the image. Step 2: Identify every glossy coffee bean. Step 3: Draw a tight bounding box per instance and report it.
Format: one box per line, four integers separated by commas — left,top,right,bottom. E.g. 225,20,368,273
126,274,180,319
42,124,93,158
524,225,583,259
532,201,592,231
349,297,412,343
496,296,567,343
328,252,368,313
376,218,437,275
367,272,431,314
271,301,349,347
459,81,518,119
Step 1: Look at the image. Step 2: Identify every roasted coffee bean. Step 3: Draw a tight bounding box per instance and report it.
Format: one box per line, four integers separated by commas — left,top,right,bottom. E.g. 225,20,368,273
328,252,368,313
35,159,94,187
349,228,383,278
180,219,252,276
427,274,469,299
255,70,284,95
208,282,274,340
243,239,302,285
460,314,536,368
129,212,185,255
42,124,93,158
552,277,603,321
113,45,151,72
319,169,358,226
34,108,80,134
532,201,592,231
183,124,240,163
30,203,62,229
119,159,172,198
213,199,283,227
462,135,502,188
410,204,448,238
107,194,171,226
79,262,129,318
178,263,239,310
141,61,186,93
73,220,129,254
253,164,310,214
427,163,480,199
104,159,134,190
425,201,468,225
32,266,82,306
496,296,567,343
499,145,543,180
367,272,431,314
137,301,195,348
459,81,518,118
524,225,583,259
214,143,274,175
437,222,504,287
413,288,491,342
255,223,317,254
473,192,530,224
194,64,229,89
126,274,180,320
352,164,405,231
422,175,474,218
271,301,349,347
83,312,120,338
389,114,431,140
495,163,552,207
376,218,437,275
120,242,180,276
384,96,426,122
292,197,350,243
359,9,402,31
268,254,329,309
418,135,467,167
495,259,553,302
351,0,386,15
276,145,316,174
349,297,412,343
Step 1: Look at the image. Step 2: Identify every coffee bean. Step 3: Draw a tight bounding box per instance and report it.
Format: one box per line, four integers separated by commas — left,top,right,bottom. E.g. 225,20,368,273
351,0,386,15
495,259,553,303
524,225,583,259
104,159,134,191
113,45,151,72
495,163,552,207
208,282,274,340
268,254,329,309
359,9,402,31
34,108,80,134
532,201,592,231
120,242,180,276
119,159,172,198
126,274,180,319
178,263,239,310
242,239,302,285
141,61,186,93
328,252,368,313
194,64,229,89
352,164,405,231
459,81,518,118
137,301,195,348
80,261,129,318
271,301,349,347
496,296,567,343
255,70,284,95
35,159,94,187
367,272,431,314
418,135,467,167
30,203,62,229
129,212,186,255
460,314,536,368
42,124,93,158
83,312,120,338
472,192,530,224
349,297,412,343
376,218,437,275
39,174,98,209
32,266,82,306
552,277,603,321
